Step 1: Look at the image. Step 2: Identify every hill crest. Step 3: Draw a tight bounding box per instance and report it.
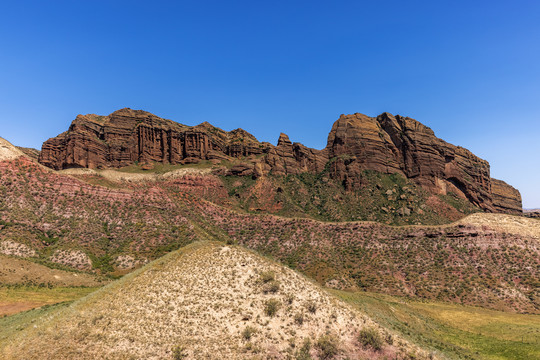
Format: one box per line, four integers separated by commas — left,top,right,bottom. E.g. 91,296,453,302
2,241,430,359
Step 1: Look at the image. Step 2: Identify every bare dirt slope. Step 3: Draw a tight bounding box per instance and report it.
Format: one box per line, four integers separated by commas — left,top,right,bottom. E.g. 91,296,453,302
0,138,24,161
458,213,540,239
1,242,431,360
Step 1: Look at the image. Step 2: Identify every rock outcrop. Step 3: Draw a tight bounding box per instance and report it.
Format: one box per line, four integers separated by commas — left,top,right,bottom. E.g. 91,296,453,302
491,179,522,214
326,113,493,210
39,108,522,214
39,109,271,169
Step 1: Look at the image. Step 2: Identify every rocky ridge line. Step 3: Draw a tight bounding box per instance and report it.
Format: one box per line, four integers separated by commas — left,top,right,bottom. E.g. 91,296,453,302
38,108,522,214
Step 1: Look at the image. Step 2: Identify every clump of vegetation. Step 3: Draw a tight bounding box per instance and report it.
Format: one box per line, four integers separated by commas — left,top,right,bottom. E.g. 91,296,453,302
242,326,257,340
259,270,280,294
305,300,317,314
315,334,340,359
262,280,280,294
264,298,281,317
172,345,188,360
294,312,304,325
295,338,312,360
357,327,384,351
259,270,275,283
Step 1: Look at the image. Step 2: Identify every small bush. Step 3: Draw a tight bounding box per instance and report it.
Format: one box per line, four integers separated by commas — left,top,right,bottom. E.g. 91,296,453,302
285,294,295,304
294,312,304,325
358,327,384,351
264,298,281,317
260,270,276,283
295,338,312,360
262,280,280,294
242,326,257,340
305,300,317,314
315,335,340,359
172,345,188,360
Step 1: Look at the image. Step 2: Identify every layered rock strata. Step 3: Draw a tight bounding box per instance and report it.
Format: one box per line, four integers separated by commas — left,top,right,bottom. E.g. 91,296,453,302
39,108,522,213
491,179,523,214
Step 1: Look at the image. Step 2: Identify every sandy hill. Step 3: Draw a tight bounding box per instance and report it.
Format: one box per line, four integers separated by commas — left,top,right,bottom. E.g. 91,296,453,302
0,137,25,161
1,242,430,360
458,213,540,239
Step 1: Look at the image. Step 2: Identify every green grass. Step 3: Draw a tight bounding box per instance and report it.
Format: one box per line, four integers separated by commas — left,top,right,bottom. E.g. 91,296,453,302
0,302,71,348
0,285,99,305
0,286,100,348
220,170,480,225
332,290,540,360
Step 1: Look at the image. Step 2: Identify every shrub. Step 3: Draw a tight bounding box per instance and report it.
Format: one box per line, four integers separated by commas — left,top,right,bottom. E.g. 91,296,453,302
260,270,275,283
262,280,280,294
295,338,312,360
294,312,304,325
285,294,295,304
315,335,339,359
305,300,317,314
172,345,188,360
264,298,281,317
242,326,257,340
358,327,384,351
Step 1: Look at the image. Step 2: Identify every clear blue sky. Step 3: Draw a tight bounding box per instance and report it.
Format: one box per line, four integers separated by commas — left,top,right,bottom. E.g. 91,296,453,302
1,1,539,207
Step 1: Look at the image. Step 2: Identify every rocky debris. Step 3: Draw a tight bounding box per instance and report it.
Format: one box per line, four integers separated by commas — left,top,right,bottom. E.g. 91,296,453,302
226,162,255,176
491,178,522,214
50,249,92,270
0,241,37,258
38,109,522,214
114,255,147,270
397,207,411,216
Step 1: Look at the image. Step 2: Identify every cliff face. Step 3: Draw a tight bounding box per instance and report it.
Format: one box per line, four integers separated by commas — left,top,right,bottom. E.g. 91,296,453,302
491,179,523,214
325,113,493,210
39,109,271,169
39,108,522,214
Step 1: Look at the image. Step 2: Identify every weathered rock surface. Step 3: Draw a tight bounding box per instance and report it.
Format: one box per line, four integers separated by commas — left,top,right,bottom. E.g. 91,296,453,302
491,179,523,214
39,109,522,214
326,113,494,211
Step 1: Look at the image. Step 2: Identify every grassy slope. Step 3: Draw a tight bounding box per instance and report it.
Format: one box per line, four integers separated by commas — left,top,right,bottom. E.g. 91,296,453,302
333,291,540,360
0,286,99,316
1,157,537,313
220,171,479,225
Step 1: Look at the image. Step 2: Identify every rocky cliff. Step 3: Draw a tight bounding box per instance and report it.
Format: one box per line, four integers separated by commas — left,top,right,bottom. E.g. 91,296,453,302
39,108,522,214
326,113,494,210
491,179,523,214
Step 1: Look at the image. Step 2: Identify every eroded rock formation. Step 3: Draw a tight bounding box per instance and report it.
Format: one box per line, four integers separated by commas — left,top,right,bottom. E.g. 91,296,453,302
39,108,522,214
491,179,523,214
326,113,493,210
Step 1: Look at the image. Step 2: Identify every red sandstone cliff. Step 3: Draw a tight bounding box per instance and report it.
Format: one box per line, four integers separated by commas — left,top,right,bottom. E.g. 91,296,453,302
39,108,522,214
491,179,523,214
326,113,493,210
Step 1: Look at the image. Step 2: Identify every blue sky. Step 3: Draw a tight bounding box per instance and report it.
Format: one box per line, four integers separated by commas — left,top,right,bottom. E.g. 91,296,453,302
1,1,539,207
